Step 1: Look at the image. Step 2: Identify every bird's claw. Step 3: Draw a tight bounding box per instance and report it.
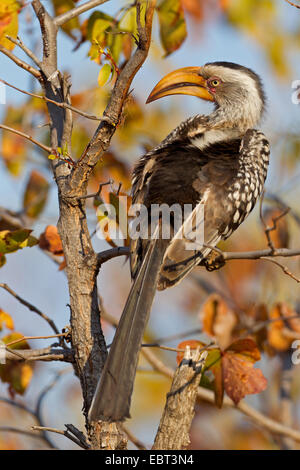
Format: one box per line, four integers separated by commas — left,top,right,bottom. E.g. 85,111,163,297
200,252,226,272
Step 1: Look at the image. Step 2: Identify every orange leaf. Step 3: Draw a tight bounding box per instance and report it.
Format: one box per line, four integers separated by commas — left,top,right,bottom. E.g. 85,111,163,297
200,293,237,349
222,338,267,404
39,225,63,255
222,351,267,405
225,338,261,362
268,302,300,352
1,106,26,176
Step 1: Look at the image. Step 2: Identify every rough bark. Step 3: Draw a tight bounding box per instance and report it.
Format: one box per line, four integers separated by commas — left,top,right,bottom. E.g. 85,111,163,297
153,348,207,450
30,0,156,449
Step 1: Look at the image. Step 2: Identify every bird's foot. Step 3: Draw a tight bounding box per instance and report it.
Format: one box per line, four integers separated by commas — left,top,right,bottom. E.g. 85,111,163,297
200,251,225,272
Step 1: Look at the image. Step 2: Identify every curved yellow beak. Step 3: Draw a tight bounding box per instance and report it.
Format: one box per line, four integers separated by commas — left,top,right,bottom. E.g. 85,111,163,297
146,66,214,104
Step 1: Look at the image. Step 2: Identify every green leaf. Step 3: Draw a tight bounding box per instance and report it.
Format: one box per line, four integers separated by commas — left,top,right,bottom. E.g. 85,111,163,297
87,11,114,42
157,0,187,56
98,63,112,87
119,6,139,35
0,229,38,256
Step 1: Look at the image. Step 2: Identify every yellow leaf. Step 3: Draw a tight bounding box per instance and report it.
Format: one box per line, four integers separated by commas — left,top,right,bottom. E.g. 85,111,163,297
1,106,26,176
87,11,114,42
98,63,112,87
157,0,187,56
0,0,20,51
23,170,49,219
0,310,14,331
0,333,33,395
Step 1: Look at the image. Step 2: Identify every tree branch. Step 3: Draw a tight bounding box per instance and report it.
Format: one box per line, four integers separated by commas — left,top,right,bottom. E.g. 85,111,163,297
69,0,157,192
141,347,300,445
4,346,73,362
0,45,41,78
5,35,43,70
0,283,60,336
284,0,300,8
153,348,207,450
54,0,110,27
97,246,129,265
0,125,51,154
0,426,44,439
0,78,102,122
31,425,88,449
205,245,300,261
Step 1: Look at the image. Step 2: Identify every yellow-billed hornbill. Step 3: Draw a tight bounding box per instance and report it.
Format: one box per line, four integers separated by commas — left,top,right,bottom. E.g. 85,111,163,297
89,61,270,422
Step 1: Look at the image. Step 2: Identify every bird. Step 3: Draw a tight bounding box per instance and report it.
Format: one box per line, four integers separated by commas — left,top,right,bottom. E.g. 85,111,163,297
88,61,270,422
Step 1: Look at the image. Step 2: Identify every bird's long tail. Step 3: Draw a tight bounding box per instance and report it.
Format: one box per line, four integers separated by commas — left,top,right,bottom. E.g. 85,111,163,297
88,233,167,422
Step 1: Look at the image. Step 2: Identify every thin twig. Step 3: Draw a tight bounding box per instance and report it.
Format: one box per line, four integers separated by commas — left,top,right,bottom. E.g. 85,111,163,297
35,369,72,448
0,79,102,121
260,191,290,253
0,426,44,439
74,179,112,200
0,125,51,154
0,45,41,78
97,246,129,265
204,245,300,261
3,346,73,362
5,333,67,348
5,35,42,70
0,283,60,336
261,257,300,283
0,397,35,417
31,425,88,449
284,0,300,8
141,342,214,354
54,0,109,27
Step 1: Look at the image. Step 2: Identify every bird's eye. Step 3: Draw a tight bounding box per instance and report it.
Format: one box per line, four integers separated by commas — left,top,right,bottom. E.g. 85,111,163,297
209,78,221,87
